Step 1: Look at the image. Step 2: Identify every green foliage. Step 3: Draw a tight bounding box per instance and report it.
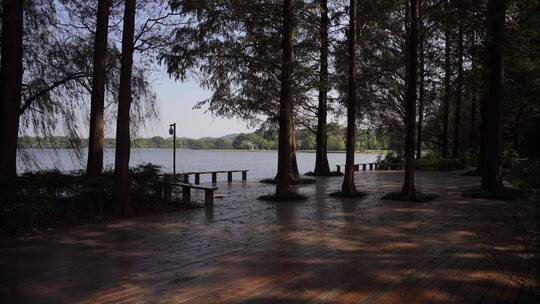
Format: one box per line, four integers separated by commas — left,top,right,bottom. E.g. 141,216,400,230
417,154,469,171
509,159,540,189
376,152,403,170
0,163,171,236
129,163,164,211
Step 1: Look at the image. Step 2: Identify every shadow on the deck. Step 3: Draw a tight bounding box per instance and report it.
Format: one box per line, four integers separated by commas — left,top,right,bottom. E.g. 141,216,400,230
0,171,537,303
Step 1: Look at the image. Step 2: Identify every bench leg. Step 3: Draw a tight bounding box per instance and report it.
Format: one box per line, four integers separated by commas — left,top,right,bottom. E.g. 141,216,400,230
354,164,359,171
362,164,367,171
182,187,191,203
205,190,214,206
212,172,217,183
336,165,341,173
369,163,373,170
227,171,233,182
242,171,247,181
183,174,189,183
195,173,200,184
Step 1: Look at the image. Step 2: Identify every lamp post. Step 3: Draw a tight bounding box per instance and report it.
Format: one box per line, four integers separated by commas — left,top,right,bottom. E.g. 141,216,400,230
169,123,176,180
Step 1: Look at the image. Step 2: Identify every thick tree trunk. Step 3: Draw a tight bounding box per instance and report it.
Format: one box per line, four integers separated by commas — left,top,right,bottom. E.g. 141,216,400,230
341,0,357,194
468,31,477,147
416,5,425,161
442,0,451,158
481,0,505,193
0,0,24,194
314,0,331,176
275,0,294,196
453,20,464,158
402,0,418,197
87,0,111,177
114,0,136,215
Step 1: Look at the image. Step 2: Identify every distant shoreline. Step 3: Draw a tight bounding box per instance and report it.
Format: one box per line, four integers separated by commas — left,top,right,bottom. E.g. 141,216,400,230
18,148,388,154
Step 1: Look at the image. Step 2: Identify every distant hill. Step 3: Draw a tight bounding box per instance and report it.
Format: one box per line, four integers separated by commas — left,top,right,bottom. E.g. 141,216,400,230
18,125,391,151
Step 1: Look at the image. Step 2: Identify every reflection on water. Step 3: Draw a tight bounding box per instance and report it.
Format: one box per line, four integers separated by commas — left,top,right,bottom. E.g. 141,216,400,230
17,148,381,181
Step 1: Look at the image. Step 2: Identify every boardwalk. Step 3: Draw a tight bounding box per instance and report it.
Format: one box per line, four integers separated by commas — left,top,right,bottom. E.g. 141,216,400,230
0,170,537,303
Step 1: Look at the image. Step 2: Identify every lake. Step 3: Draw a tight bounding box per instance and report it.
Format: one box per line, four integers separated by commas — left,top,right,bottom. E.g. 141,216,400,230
17,149,381,182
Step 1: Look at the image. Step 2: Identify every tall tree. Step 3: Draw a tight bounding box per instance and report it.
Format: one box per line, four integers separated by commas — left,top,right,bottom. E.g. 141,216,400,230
416,0,425,160
402,0,418,197
115,0,137,214
341,0,357,194
275,0,295,197
481,0,505,193
0,0,24,192
313,0,331,176
441,0,451,158
468,29,478,148
87,0,111,177
453,1,464,158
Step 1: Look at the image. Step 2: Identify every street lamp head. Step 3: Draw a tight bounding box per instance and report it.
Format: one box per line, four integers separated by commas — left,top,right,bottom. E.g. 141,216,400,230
169,125,174,135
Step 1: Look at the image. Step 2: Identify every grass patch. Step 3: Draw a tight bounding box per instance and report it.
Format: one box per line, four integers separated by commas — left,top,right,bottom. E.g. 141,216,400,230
329,191,368,198
304,171,344,177
462,187,531,201
382,191,439,202
259,178,317,185
258,192,308,202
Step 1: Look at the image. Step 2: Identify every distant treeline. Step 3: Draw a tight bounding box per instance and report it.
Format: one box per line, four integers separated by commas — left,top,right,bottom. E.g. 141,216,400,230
19,124,391,151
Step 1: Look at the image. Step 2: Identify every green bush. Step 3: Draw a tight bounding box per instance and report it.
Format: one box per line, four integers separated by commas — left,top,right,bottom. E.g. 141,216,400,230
129,163,164,211
509,159,540,189
376,152,403,170
1,193,60,236
1,163,171,236
417,153,468,171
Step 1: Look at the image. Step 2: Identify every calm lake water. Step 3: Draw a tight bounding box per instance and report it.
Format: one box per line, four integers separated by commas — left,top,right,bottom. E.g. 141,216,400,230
17,149,381,181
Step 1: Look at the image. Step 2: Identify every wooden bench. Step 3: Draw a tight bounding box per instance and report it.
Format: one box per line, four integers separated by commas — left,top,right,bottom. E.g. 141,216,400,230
336,163,378,173
173,183,218,206
182,170,249,184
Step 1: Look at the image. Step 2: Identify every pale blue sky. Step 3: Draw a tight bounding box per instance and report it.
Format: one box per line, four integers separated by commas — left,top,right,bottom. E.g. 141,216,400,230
148,74,252,139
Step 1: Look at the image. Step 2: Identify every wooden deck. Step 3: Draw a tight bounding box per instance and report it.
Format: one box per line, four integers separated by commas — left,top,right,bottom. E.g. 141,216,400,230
0,170,537,303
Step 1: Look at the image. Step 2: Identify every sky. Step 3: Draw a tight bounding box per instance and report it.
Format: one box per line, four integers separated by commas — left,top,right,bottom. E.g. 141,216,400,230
147,73,252,139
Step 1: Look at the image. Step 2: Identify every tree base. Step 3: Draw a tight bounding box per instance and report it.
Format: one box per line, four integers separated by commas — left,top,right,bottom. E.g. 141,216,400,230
462,187,530,201
382,191,439,202
329,191,368,198
258,192,308,202
259,178,317,185
304,171,344,177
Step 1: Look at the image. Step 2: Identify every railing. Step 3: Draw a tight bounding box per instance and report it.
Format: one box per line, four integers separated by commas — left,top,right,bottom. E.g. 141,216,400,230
335,163,378,173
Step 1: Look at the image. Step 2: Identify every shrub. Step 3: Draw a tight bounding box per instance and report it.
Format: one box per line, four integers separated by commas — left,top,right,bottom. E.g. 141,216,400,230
417,153,468,171
509,159,540,189
376,152,403,170
1,193,60,236
129,163,164,211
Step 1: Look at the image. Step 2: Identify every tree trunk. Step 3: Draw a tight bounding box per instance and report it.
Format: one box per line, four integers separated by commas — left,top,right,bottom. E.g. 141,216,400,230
87,0,111,177
453,18,464,158
275,0,294,196
341,0,357,194
402,0,418,197
290,118,301,181
442,0,451,158
416,3,425,161
0,0,24,194
114,0,136,215
468,30,477,147
481,0,505,193
313,0,331,176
